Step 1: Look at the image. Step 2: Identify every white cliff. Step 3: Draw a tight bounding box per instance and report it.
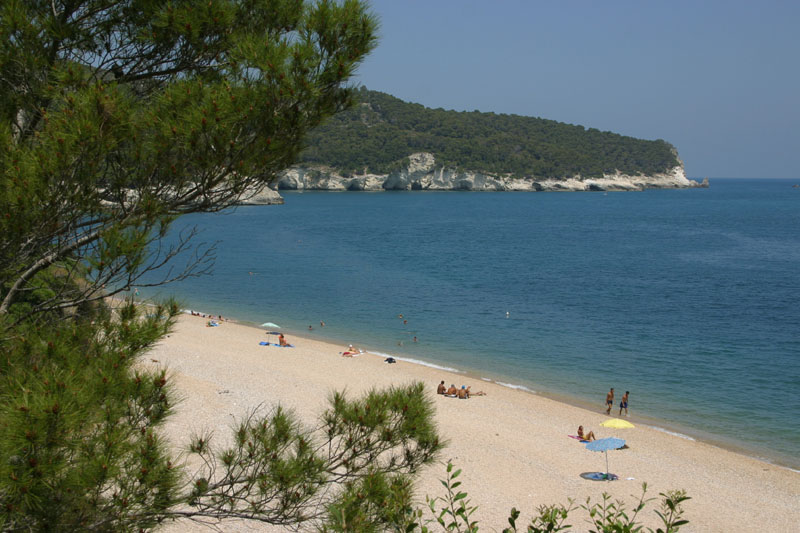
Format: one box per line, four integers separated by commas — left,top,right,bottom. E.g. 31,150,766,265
273,152,707,193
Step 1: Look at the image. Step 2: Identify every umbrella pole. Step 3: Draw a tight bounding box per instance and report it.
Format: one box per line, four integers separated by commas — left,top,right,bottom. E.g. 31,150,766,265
605,450,609,479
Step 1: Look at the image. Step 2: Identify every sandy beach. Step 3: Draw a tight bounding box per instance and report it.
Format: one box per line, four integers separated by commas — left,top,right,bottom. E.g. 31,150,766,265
149,314,799,532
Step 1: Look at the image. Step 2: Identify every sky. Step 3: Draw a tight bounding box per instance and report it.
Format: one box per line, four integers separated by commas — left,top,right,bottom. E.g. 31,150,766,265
353,0,800,179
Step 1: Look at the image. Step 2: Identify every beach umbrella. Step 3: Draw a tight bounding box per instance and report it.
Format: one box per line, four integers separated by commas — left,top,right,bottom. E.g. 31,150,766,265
600,418,635,429
260,322,281,343
586,437,626,479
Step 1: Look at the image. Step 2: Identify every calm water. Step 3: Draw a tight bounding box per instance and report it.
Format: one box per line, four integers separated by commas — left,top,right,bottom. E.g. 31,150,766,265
140,179,800,468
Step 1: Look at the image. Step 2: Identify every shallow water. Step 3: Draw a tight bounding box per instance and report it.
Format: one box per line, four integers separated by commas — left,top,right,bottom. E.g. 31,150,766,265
139,179,800,468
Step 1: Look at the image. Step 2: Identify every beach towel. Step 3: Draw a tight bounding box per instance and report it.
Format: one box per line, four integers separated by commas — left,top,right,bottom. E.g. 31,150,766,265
568,435,589,443
580,472,618,481
259,342,294,348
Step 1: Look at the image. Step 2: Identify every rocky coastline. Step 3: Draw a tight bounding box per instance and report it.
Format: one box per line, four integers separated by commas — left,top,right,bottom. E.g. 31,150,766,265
241,152,708,205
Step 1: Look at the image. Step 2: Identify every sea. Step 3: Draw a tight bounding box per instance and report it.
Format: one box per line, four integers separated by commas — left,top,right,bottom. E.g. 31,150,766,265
137,178,800,470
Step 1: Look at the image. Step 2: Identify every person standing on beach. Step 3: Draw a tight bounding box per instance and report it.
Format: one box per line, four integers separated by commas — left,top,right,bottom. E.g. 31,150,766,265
605,388,614,415
619,391,630,416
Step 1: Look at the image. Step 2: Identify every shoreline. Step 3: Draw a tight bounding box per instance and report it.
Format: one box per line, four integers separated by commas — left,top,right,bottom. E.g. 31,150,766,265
218,312,799,472
355,354,800,473
149,311,799,531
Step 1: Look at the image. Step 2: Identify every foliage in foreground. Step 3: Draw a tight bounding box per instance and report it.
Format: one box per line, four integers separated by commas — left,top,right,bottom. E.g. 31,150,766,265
1,1,389,525
0,0,378,320
406,461,690,533
0,298,443,530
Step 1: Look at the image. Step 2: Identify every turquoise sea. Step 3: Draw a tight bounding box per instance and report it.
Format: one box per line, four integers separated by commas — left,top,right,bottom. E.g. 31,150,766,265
139,178,800,469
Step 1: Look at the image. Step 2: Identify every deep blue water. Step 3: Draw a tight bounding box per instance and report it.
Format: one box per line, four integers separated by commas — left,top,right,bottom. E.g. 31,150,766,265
139,179,800,468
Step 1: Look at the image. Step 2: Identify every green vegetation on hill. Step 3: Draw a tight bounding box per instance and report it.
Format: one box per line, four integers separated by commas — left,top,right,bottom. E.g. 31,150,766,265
301,88,680,179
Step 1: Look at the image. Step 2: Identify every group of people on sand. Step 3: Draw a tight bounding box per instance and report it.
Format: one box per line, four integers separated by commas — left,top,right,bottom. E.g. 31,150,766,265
436,380,486,399
604,388,630,416
190,310,225,321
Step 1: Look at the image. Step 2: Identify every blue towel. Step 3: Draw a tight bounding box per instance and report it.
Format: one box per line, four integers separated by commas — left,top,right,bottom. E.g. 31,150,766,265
259,341,294,348
582,472,618,481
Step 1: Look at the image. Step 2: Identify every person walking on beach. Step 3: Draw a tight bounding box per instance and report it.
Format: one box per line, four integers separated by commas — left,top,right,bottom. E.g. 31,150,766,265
619,391,630,416
605,388,615,415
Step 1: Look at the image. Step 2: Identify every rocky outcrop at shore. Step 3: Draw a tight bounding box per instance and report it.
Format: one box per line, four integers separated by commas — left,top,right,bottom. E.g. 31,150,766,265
272,152,707,194
98,181,287,208
237,184,284,205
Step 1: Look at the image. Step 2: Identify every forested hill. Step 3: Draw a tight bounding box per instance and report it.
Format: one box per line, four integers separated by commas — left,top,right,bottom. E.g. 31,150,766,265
300,88,681,179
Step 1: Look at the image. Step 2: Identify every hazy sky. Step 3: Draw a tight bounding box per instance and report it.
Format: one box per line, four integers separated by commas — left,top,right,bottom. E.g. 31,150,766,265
354,0,799,179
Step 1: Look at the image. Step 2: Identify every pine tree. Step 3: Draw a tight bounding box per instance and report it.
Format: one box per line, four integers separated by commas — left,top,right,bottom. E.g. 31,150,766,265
0,0,378,317
0,1,446,530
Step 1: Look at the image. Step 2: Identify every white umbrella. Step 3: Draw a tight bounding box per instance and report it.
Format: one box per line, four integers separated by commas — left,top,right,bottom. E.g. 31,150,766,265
260,322,281,343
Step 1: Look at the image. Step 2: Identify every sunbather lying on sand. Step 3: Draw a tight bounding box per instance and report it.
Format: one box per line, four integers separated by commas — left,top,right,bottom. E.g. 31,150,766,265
577,425,596,441
341,344,361,357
